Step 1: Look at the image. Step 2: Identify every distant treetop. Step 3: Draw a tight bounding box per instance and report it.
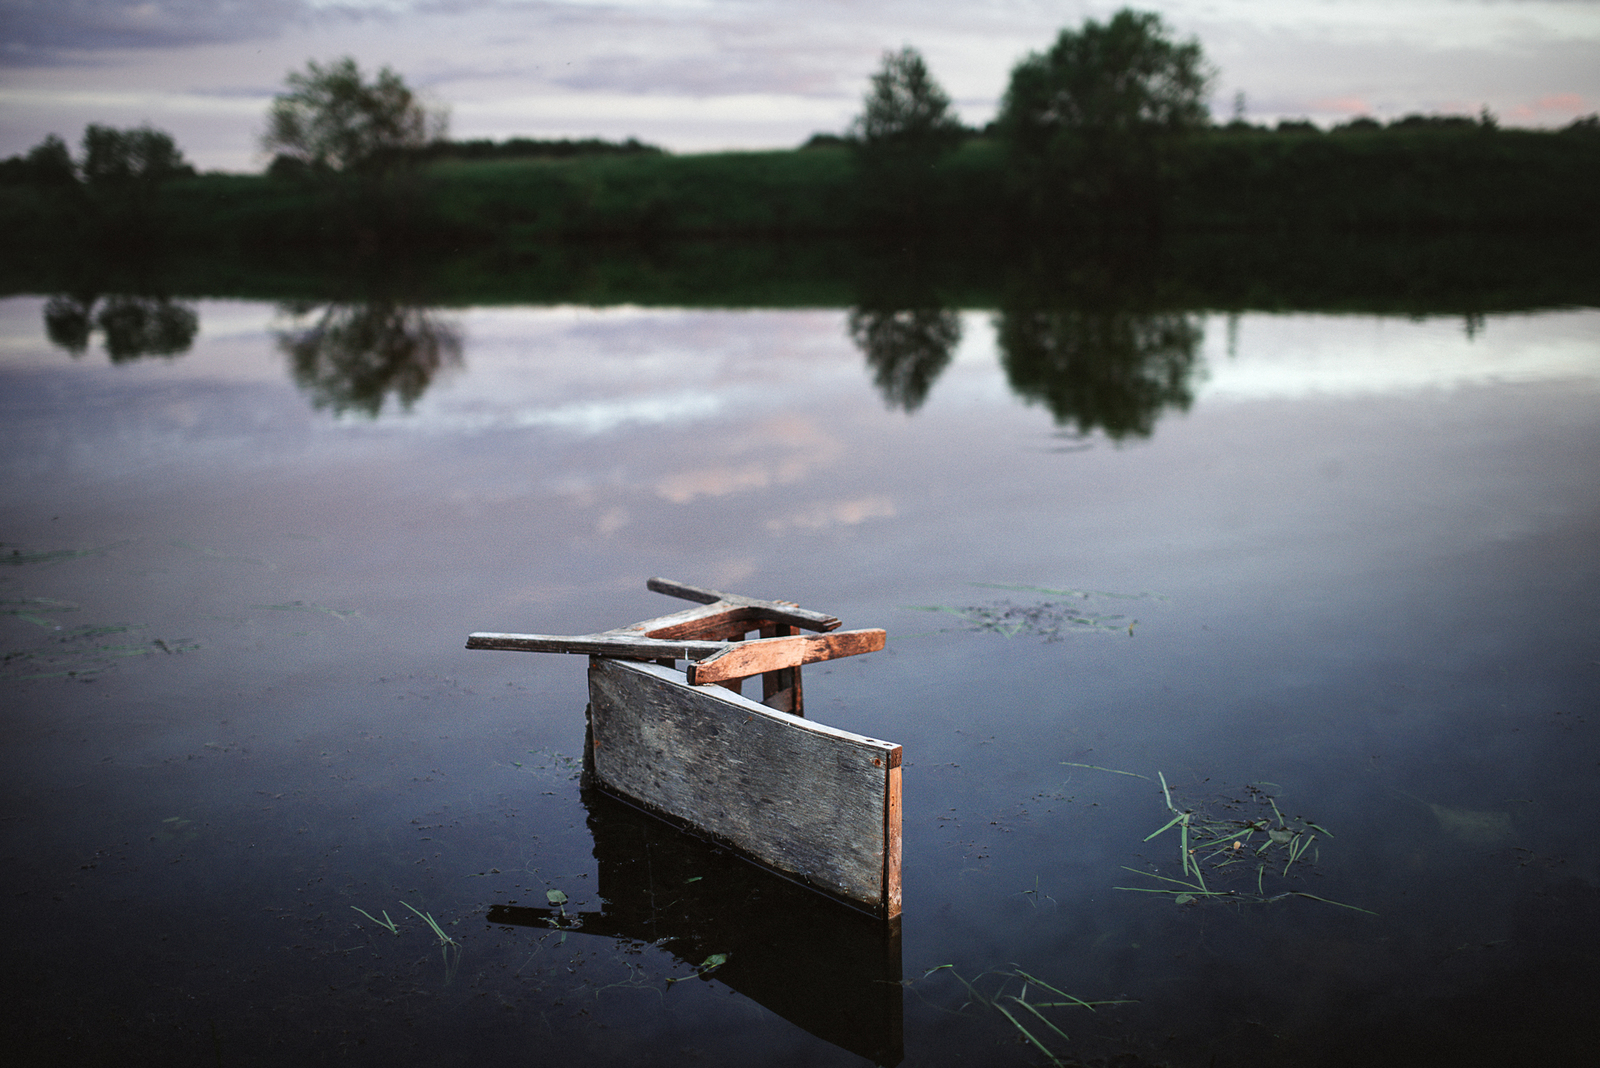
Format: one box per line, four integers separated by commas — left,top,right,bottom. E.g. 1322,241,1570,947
850,47,966,152
263,57,447,173
0,125,192,187
998,8,1213,141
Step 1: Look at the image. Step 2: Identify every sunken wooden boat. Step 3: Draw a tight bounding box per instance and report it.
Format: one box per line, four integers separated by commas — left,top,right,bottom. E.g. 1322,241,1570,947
467,578,902,920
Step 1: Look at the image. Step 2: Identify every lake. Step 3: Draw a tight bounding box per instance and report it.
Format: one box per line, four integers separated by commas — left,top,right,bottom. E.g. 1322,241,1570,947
2,291,1597,1066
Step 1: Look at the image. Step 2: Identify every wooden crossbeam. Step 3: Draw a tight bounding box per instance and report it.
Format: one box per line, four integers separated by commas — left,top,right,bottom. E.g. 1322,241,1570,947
647,577,840,632
465,632,728,659
687,629,886,685
465,627,885,686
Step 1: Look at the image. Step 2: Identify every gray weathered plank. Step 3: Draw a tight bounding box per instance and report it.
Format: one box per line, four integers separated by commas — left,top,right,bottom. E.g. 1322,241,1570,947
587,657,901,916
647,577,841,632
607,602,756,639
465,632,728,659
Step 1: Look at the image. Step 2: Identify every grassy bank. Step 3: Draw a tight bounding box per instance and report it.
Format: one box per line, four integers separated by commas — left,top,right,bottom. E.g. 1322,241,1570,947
4,229,1597,318
6,124,1595,265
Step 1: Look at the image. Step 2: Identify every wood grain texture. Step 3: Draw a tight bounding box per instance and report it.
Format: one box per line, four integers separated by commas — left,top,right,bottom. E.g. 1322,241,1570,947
465,632,727,659
685,629,886,685
646,577,841,632
885,764,903,917
588,657,901,916
760,623,802,715
611,602,755,639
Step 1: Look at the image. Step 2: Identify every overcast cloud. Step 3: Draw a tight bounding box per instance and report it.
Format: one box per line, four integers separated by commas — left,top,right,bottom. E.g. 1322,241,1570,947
2,0,1597,171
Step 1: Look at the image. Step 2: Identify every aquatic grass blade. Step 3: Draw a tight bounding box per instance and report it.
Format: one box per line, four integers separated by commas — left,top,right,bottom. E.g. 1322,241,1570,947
1143,812,1188,841
1059,762,1149,780
1006,993,1072,1043
1291,892,1377,915
400,900,459,946
991,1000,1064,1068
351,906,399,933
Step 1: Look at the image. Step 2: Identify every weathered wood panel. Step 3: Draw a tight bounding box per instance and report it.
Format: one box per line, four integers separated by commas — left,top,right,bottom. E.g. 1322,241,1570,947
588,657,901,916
686,628,886,685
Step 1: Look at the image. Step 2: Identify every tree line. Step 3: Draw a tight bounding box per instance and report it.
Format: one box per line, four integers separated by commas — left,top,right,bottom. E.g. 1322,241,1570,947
4,7,1597,249
1,124,194,187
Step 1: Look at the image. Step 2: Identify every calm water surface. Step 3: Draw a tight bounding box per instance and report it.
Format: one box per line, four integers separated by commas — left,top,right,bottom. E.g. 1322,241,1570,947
2,296,1597,1066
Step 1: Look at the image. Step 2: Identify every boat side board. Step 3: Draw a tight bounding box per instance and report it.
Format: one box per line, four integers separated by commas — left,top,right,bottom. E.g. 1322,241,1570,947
587,657,901,917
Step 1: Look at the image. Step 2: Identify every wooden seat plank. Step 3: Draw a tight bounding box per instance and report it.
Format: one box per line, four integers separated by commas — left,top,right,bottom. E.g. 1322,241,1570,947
686,629,886,685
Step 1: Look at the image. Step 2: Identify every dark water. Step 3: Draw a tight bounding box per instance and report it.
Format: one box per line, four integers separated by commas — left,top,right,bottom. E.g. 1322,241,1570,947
3,294,1597,1066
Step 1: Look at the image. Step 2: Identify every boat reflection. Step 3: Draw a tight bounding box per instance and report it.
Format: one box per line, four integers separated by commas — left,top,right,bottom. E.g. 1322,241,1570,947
487,787,904,1066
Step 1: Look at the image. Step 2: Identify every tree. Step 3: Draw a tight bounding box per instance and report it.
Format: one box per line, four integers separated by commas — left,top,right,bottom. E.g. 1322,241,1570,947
80,125,193,184
851,47,964,154
262,57,446,174
997,8,1212,219
849,48,965,228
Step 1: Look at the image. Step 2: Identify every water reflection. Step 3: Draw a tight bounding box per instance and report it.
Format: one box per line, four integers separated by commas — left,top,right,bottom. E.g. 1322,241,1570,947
847,306,962,413
43,292,198,361
488,788,904,1065
995,307,1201,440
275,300,462,416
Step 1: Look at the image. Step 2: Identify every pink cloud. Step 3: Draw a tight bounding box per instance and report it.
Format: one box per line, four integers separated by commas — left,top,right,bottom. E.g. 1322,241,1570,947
1507,93,1587,122
1311,96,1371,115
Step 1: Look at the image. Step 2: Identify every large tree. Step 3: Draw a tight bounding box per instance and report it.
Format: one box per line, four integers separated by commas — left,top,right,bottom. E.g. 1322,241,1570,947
851,47,964,155
262,57,446,173
997,8,1212,219
80,124,193,184
849,47,965,228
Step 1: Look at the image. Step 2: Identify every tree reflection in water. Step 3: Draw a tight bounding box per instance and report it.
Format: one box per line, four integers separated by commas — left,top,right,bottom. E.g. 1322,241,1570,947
43,293,199,362
995,306,1202,441
276,300,462,416
847,306,961,413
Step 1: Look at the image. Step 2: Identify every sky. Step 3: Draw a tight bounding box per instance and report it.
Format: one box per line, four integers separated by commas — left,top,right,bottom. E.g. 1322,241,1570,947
2,0,1598,172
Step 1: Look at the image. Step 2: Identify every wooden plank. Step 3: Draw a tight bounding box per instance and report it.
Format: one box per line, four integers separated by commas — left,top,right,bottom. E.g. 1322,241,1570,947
885,763,903,917
686,629,886,685
465,631,728,660
647,577,841,632
587,657,901,916
760,623,801,716
606,602,751,638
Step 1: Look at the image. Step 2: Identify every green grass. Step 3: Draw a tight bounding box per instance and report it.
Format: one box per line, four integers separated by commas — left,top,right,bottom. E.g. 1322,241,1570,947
1117,774,1375,914
915,964,1135,1067
7,125,1593,275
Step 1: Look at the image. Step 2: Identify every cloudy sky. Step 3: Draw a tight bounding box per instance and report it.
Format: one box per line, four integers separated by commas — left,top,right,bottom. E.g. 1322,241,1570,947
3,0,1598,172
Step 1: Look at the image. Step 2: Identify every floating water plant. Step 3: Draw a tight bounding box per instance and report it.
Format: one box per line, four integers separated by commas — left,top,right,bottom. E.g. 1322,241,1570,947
401,900,462,983
666,952,729,985
400,900,460,948
914,964,1134,1067
2,621,196,682
2,541,128,566
1,596,80,627
906,583,1160,642
1118,775,1373,914
351,906,399,934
